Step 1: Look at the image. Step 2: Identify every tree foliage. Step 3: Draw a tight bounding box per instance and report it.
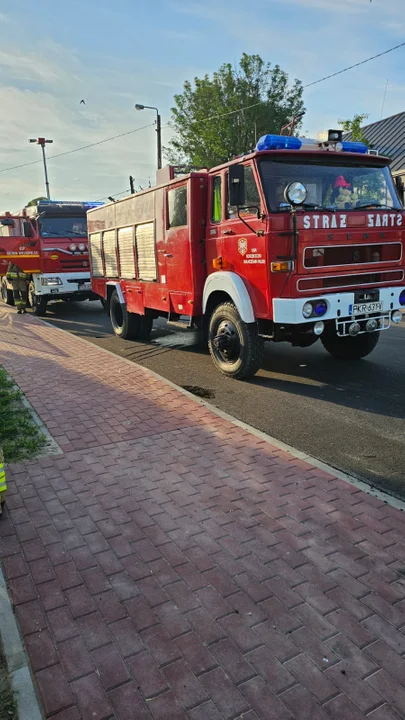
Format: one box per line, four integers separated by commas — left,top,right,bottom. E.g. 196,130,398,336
26,197,47,206
167,53,305,168
338,113,369,145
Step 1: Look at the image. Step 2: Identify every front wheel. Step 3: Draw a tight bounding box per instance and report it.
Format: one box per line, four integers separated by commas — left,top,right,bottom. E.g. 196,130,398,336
28,282,47,316
208,302,263,379
321,328,380,360
1,277,14,306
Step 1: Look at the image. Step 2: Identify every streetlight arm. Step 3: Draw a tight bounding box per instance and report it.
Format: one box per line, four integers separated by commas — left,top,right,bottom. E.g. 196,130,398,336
135,104,158,113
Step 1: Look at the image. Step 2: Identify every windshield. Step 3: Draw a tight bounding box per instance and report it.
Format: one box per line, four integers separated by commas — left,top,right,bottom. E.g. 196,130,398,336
39,216,88,238
258,158,402,213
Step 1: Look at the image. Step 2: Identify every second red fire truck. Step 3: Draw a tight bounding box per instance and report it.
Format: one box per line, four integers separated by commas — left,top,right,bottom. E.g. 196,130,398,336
88,130,405,379
0,199,103,314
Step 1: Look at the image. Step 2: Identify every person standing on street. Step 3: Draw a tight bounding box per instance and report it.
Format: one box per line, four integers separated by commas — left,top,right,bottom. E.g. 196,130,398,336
6,262,28,313
0,447,6,516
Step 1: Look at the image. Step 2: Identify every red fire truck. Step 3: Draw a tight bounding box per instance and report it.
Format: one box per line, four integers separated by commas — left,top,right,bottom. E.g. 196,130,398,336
0,200,103,315
88,130,405,379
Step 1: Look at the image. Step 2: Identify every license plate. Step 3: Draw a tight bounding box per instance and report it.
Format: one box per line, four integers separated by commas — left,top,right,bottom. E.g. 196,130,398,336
81,282,92,290
349,301,383,316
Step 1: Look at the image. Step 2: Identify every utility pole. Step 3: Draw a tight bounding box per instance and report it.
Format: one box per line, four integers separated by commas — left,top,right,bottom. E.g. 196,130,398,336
29,137,53,199
129,175,135,194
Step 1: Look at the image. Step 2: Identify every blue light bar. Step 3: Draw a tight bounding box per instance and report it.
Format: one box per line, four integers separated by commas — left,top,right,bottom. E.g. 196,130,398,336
38,200,104,207
256,134,302,152
341,141,368,154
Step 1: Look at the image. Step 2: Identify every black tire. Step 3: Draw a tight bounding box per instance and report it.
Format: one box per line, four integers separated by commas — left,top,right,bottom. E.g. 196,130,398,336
1,277,14,306
28,282,47,316
321,328,380,360
208,302,263,379
110,290,142,340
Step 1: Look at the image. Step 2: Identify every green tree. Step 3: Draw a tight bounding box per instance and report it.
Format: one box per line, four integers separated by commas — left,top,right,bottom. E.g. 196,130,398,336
167,53,305,168
338,113,369,144
26,197,47,206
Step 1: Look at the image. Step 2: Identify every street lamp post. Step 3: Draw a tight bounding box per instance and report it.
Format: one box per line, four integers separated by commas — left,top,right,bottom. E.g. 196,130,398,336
135,104,162,170
29,137,53,199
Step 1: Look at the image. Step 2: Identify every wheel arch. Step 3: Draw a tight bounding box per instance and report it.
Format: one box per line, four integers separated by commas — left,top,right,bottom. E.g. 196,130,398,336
106,281,125,305
203,272,255,323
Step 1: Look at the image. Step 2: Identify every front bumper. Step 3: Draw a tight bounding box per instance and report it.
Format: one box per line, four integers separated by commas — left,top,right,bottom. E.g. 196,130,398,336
32,272,92,298
273,286,405,325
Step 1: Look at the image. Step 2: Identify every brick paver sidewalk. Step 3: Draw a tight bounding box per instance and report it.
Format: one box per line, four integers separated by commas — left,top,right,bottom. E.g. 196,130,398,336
1,306,405,720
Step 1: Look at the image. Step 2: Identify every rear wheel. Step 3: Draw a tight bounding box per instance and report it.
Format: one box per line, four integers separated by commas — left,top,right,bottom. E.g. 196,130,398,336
110,290,152,340
28,282,47,316
208,302,263,379
321,328,380,360
1,277,14,306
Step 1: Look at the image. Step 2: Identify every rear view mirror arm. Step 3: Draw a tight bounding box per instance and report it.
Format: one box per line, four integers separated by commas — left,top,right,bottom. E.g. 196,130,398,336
237,206,263,236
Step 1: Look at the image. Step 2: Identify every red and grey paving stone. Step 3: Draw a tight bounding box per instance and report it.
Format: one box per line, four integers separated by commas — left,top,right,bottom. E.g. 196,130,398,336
1,306,405,719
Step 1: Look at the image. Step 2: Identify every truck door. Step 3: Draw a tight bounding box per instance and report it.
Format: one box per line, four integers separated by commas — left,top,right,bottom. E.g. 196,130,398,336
220,164,269,317
163,181,193,311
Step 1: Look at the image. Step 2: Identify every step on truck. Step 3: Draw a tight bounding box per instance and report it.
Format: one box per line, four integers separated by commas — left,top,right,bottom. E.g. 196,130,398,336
87,129,405,379
0,200,103,315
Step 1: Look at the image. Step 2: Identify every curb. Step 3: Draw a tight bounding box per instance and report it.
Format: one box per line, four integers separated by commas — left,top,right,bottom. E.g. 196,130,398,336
0,566,43,720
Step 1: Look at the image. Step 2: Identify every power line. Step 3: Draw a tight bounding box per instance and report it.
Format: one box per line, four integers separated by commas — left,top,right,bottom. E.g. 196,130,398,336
303,41,405,89
159,41,405,131
0,123,154,175
98,189,130,201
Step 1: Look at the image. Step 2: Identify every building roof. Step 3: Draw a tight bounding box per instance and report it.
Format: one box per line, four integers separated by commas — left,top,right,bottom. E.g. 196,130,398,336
345,111,405,174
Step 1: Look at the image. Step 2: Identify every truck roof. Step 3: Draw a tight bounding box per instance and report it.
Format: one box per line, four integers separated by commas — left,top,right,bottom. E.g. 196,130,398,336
26,200,103,217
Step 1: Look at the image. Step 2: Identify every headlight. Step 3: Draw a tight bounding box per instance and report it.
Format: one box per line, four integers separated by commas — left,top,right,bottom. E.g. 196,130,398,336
41,277,63,286
302,302,314,319
392,310,402,324
302,300,327,319
69,243,77,252
284,181,308,206
78,243,86,252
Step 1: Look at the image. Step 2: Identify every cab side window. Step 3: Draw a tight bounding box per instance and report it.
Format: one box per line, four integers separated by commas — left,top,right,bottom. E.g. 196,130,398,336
227,165,260,219
168,186,187,227
211,176,222,222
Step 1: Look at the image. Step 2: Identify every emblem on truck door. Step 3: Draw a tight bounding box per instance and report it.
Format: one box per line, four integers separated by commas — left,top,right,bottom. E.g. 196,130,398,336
238,238,248,256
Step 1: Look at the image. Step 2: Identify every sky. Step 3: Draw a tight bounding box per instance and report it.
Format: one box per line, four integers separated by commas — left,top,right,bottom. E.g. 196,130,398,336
0,0,404,210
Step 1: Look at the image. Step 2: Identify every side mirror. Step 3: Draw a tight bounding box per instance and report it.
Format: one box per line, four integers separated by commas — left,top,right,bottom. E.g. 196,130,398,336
0,219,15,227
228,165,245,207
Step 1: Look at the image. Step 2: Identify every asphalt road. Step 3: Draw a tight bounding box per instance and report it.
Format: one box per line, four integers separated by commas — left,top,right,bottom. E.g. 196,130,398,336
43,299,405,499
